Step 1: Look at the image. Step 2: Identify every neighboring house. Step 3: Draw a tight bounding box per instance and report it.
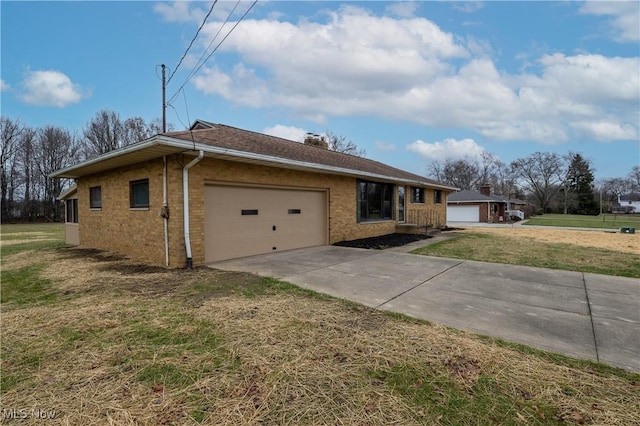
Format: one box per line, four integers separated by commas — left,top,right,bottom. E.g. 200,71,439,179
613,193,640,214
446,186,507,223
52,120,457,267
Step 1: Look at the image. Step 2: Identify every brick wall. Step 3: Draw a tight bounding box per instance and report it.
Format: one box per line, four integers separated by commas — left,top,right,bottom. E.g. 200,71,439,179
78,158,168,265
76,154,445,267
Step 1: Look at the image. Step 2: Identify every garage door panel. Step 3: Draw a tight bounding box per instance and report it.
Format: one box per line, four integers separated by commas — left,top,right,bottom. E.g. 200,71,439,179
447,205,480,222
205,185,327,262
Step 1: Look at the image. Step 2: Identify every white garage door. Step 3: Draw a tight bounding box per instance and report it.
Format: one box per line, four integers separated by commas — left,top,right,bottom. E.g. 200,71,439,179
204,185,327,263
447,205,480,222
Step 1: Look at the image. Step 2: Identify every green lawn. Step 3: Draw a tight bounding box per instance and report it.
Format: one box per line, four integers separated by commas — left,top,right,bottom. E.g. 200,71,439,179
524,213,640,229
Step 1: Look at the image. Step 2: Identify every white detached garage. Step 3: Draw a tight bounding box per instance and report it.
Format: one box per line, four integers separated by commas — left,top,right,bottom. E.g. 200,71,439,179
204,185,327,263
447,205,480,222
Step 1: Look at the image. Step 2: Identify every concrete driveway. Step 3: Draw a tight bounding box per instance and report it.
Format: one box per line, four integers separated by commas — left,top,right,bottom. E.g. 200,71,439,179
210,245,640,371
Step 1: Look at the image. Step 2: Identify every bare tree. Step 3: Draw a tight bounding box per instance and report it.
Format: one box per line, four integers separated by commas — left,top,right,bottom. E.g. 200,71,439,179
511,152,566,212
83,110,125,158
628,165,640,192
34,126,80,220
19,127,39,220
1,117,24,221
324,131,366,156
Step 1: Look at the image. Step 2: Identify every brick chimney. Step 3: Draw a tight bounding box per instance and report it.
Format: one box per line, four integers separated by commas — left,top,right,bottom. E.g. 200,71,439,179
479,184,491,196
303,133,328,149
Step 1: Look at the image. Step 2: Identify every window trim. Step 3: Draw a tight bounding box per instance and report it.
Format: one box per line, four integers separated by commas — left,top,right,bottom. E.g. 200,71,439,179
411,187,425,204
89,186,102,209
129,179,150,209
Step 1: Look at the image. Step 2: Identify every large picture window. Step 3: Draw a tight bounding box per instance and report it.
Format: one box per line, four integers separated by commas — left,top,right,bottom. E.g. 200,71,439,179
130,179,149,208
357,180,394,222
89,186,102,209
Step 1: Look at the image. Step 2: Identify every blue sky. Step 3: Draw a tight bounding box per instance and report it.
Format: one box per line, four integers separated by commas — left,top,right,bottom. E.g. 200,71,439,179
2,1,639,181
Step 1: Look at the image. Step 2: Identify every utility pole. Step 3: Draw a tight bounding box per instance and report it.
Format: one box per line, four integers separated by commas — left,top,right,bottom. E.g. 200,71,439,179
161,64,166,133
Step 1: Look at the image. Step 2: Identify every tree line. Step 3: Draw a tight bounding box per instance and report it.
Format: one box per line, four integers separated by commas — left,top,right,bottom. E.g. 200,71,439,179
0,111,171,223
2,109,638,223
428,152,640,215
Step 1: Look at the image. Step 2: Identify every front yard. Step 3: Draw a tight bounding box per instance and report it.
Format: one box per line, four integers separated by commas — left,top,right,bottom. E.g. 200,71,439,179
1,224,639,425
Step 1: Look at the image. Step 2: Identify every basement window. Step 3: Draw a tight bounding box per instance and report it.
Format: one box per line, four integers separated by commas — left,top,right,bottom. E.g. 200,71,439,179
89,186,102,209
130,179,149,208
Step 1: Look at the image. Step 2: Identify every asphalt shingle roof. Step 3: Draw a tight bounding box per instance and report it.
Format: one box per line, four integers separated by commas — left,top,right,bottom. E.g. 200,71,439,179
447,189,506,203
166,123,452,188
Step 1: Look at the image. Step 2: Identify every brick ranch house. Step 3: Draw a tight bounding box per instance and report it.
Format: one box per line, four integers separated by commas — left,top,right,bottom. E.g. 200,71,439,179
51,120,457,268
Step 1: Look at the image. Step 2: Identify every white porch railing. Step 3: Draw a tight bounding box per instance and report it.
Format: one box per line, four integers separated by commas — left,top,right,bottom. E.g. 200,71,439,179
506,210,525,220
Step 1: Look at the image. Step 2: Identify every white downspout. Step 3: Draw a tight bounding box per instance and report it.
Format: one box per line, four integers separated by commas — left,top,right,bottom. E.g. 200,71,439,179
183,151,204,269
162,156,169,266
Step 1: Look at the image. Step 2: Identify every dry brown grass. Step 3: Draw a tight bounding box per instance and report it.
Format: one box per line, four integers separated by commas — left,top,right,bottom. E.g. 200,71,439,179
462,227,640,254
1,246,639,425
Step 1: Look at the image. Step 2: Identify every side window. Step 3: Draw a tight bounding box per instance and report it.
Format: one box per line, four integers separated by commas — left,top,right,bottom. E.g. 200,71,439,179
130,179,149,208
66,199,78,223
89,186,102,209
411,187,425,203
434,190,442,204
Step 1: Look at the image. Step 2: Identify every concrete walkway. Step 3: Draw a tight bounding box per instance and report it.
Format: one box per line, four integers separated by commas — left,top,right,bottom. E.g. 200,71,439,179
210,245,640,371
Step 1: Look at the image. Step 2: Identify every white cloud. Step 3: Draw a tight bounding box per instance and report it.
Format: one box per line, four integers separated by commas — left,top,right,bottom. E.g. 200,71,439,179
375,141,397,151
0,79,10,91
452,1,484,14
263,124,307,142
406,138,486,162
579,1,640,42
570,120,638,141
19,70,88,107
153,1,204,23
174,7,638,145
386,1,419,18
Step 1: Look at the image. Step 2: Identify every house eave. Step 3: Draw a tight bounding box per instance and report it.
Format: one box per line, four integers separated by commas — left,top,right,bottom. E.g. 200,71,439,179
50,136,458,190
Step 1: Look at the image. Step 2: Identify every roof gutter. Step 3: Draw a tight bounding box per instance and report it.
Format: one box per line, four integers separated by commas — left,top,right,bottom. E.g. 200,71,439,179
49,135,457,191
183,150,204,269
156,136,459,191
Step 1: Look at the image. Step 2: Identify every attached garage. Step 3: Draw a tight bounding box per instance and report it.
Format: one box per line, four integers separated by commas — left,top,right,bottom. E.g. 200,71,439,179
447,205,480,222
204,185,327,262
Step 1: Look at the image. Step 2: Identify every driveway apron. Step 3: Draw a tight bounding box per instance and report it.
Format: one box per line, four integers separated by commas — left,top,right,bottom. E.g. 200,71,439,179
210,246,640,371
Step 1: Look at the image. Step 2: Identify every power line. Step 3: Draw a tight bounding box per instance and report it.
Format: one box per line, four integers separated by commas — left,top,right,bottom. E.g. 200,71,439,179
167,0,257,105
167,0,219,85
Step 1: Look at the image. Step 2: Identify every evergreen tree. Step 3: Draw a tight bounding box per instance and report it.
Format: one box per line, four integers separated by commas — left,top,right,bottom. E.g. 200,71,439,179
566,153,599,215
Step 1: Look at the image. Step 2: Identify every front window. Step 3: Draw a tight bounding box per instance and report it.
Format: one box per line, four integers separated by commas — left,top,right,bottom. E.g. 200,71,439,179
434,190,442,204
411,187,425,203
89,186,102,209
130,179,149,208
357,180,394,222
398,186,405,223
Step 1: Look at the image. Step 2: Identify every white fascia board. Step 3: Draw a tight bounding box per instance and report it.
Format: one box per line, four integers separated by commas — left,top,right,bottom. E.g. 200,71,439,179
48,138,166,178
49,134,458,190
